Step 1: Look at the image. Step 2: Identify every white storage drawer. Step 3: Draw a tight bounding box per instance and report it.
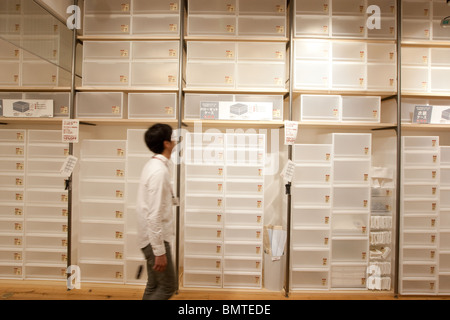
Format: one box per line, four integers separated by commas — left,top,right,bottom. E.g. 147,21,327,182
185,164,225,179
133,0,180,13
367,64,397,91
367,17,396,39
0,159,24,172
132,41,179,60
186,62,235,88
440,254,450,272
333,133,371,158
27,144,69,158
26,220,67,236
403,215,437,231
79,181,125,201
26,235,67,249
226,148,264,165
403,184,438,199
300,95,341,122
333,186,370,210
187,132,225,148
26,175,65,189
184,240,223,256
184,271,222,288
188,0,236,14
332,42,365,62
332,63,365,89
83,41,131,60
24,266,66,280
331,265,367,288
332,0,365,15
295,15,330,37
431,48,450,67
294,61,330,89
238,16,286,37
26,205,68,220
0,130,25,142
439,275,450,294
224,241,262,257
0,144,25,157
239,0,286,15
440,232,450,250
185,225,223,241
367,43,396,63
291,270,329,289
185,194,224,210
291,208,331,227
333,159,370,184
186,179,224,195
184,256,222,271
79,242,124,261
403,168,438,183
293,165,331,184
403,231,437,246
237,42,285,61
80,160,126,180
79,263,124,283
28,130,61,143
81,140,127,159
331,16,366,38
225,212,263,227
403,136,439,150
0,235,23,248
83,15,131,36
80,223,124,242
223,272,262,289
293,144,332,163
188,42,236,61
295,0,329,14
0,204,24,218
0,189,24,202
132,15,179,36
292,248,329,268
84,0,131,14
0,220,23,233
26,251,67,264
401,67,428,91
236,62,285,89
294,40,330,60
188,16,236,36
292,228,330,247
124,233,142,259
402,47,429,66
226,133,264,148
403,199,437,213
403,151,439,166
431,68,450,92
226,165,264,179
332,239,368,262
441,146,450,165
79,201,125,221
0,62,20,86
185,210,223,226
225,180,264,195
223,257,262,272
402,247,436,262
131,62,178,88
341,96,381,122
0,250,23,263
402,1,430,19
225,196,263,211
371,196,392,213
0,39,20,60
402,280,436,294
82,61,130,87
185,147,224,164
26,189,68,204
23,92,70,118
332,213,368,236
224,226,262,241
292,186,331,206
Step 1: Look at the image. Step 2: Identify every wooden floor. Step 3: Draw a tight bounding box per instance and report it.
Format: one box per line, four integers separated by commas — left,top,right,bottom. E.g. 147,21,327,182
0,280,448,300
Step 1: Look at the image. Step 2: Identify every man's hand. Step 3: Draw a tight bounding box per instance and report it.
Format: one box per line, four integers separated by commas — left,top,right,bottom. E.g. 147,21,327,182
154,254,167,272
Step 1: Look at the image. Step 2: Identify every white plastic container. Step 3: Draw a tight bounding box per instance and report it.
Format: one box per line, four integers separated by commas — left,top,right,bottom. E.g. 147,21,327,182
294,39,330,60
83,41,131,60
332,62,366,89
238,16,286,38
333,159,370,184
333,133,371,158
291,207,331,227
222,272,262,289
292,185,331,206
401,20,430,40
188,16,236,36
0,62,20,86
83,15,131,36
186,62,235,88
295,0,330,15
187,42,236,61
82,61,130,87
133,0,180,14
331,16,366,38
403,136,439,150
332,42,366,62
403,151,439,167
333,186,370,210
76,92,124,118
341,96,381,122
291,270,329,290
294,60,330,89
301,95,341,122
81,140,127,159
293,165,332,185
236,62,285,89
293,144,332,163
291,228,330,247
292,248,329,268
431,68,450,92
131,62,178,88
367,64,397,91
331,239,368,262
132,15,179,36
295,15,330,37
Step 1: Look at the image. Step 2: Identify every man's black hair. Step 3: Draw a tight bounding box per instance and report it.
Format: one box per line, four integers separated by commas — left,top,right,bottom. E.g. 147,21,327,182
144,123,173,154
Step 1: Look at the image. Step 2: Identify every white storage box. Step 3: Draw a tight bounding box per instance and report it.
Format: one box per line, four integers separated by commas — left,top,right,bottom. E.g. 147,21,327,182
82,61,130,87
185,164,225,179
403,136,439,150
293,144,332,163
294,60,330,89
441,146,450,165
77,91,125,118
0,159,24,172
294,40,330,60
26,175,65,189
23,92,70,118
132,15,179,36
81,140,127,159
26,189,68,204
0,144,25,157
295,15,330,37
367,17,396,39
80,160,126,180
331,265,367,288
292,185,331,206
225,212,262,227
223,272,262,289
84,0,131,14
0,62,20,86
236,62,285,89
26,205,68,220
291,248,329,268
79,180,125,201
301,95,341,122
403,231,438,246
0,130,26,142
225,196,263,211
403,199,438,213
332,62,366,89
223,256,262,272
292,164,332,185
185,194,224,210
79,263,124,283
185,179,224,195
291,270,329,290
431,48,450,67
131,62,178,88
401,67,428,91
291,207,331,227
332,0,365,15
185,210,224,226
291,228,330,247
0,174,25,187
333,133,371,158
0,235,23,248
332,213,368,236
128,93,177,119
184,271,222,288
186,62,235,88
223,241,262,257
401,20,430,40
25,220,67,235
403,215,437,231
331,239,368,262
184,256,222,271
403,167,438,183
28,130,61,143
367,43,396,63
237,42,286,61
403,151,439,166
431,68,450,92
239,0,286,15
133,0,180,13
79,242,124,261
225,180,264,195
432,21,450,41
132,41,179,60
224,226,262,241
401,280,436,294
184,240,223,256
187,42,236,61
80,222,125,242
333,159,370,184
295,0,330,15
367,64,397,91
0,189,24,202
22,63,59,87
402,1,430,19
27,144,68,158
402,248,436,262
331,16,366,38
225,165,264,179
83,15,131,36
402,47,429,66
188,0,236,14
333,186,370,210
25,235,67,249
237,16,286,38
332,42,366,62
188,16,236,36
83,41,131,60
341,96,381,122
